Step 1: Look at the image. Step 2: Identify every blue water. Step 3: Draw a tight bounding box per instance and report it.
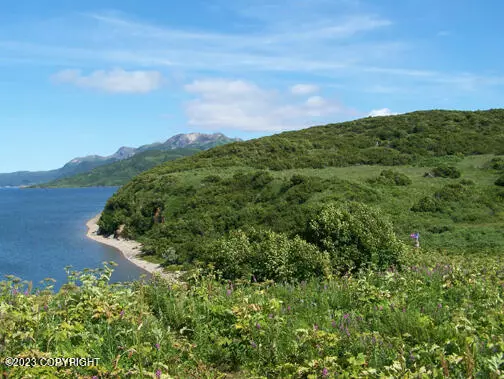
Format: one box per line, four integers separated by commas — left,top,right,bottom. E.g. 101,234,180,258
0,187,149,290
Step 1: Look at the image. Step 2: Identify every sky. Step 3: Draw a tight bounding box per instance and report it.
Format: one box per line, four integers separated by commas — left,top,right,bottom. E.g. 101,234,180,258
1,0,503,172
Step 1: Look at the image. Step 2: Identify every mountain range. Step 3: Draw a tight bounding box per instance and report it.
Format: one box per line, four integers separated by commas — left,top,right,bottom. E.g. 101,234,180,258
0,133,241,187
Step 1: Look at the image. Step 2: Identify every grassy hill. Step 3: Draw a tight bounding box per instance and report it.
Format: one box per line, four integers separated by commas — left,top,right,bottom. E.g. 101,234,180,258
2,109,504,378
97,109,504,272
40,148,201,187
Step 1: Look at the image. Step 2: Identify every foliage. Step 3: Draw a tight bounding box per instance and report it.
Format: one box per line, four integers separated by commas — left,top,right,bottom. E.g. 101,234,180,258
486,157,504,170
495,175,504,186
425,165,462,179
367,169,412,186
306,202,405,273
1,253,504,378
206,229,330,282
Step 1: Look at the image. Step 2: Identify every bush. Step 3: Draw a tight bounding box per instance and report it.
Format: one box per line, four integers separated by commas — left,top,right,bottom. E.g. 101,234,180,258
425,165,461,178
487,157,504,170
434,183,467,201
411,197,442,212
205,229,330,282
306,202,405,273
495,175,504,186
459,179,475,186
205,230,253,280
368,169,412,186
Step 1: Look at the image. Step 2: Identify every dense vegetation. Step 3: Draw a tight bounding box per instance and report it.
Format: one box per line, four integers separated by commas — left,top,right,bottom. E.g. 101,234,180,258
97,110,504,279
1,251,503,378
41,148,201,188
2,109,504,377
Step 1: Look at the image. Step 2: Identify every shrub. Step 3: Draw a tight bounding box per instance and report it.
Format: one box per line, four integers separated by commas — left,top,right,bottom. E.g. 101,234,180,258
202,174,222,183
205,229,330,282
459,179,475,186
368,169,412,186
306,202,405,273
205,229,253,279
487,157,504,170
411,197,442,212
434,183,467,201
495,175,504,186
425,165,461,178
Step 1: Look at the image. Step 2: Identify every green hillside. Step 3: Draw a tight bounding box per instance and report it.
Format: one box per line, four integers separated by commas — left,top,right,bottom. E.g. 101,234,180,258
97,109,504,277
40,148,201,187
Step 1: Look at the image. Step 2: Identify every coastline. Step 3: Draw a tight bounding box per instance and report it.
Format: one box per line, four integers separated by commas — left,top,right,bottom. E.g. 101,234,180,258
85,214,180,282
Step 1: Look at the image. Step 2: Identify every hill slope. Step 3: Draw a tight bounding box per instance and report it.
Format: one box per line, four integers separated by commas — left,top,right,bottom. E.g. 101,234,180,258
42,148,201,187
97,109,504,270
1,132,240,187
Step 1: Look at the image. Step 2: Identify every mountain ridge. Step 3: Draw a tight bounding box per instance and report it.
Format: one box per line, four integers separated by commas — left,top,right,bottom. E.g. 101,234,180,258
0,132,241,187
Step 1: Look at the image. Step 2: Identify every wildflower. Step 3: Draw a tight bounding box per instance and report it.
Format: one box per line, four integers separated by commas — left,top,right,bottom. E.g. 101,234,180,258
120,310,125,317
24,289,28,296
313,324,319,331
322,367,329,377
226,289,232,296
345,327,350,337
287,305,291,312
256,323,261,329
343,313,349,319
12,289,17,295
250,340,257,348
155,343,160,350
155,369,162,379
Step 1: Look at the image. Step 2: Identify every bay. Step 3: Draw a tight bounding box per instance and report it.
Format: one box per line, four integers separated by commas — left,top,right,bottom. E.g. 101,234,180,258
0,187,149,290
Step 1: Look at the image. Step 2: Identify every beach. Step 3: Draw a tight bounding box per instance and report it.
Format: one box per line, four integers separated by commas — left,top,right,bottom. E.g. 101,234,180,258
86,214,181,282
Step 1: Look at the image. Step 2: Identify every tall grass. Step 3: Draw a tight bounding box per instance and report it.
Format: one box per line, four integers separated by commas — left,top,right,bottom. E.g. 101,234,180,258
1,249,503,378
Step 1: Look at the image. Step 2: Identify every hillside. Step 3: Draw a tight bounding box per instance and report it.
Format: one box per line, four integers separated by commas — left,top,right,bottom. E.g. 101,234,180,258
42,148,201,187
97,109,504,272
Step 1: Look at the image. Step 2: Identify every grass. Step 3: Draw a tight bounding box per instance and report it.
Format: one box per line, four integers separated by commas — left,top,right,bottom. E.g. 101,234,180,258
1,248,503,378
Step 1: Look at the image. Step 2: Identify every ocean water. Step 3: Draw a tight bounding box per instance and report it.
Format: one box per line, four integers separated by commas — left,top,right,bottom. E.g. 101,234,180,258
0,187,149,290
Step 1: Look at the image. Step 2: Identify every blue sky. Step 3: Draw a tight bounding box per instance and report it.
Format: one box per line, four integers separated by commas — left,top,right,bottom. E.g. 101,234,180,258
1,0,503,172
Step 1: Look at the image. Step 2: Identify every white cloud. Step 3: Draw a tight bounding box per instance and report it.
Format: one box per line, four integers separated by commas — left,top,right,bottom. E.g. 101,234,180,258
51,68,164,93
291,84,319,95
368,108,396,117
184,78,353,132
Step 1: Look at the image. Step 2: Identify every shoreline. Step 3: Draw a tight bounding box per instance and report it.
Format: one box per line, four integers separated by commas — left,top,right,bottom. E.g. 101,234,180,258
85,214,181,282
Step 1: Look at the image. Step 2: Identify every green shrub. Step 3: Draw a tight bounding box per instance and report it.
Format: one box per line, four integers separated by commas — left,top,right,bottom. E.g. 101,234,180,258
425,165,461,178
205,229,330,282
306,202,405,273
411,196,442,212
202,174,222,183
487,157,504,170
495,175,504,186
434,183,467,201
368,169,412,186
459,179,475,186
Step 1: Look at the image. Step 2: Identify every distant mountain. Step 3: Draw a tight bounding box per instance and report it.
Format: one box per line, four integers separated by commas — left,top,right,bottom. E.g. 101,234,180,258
0,133,241,187
40,148,202,188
